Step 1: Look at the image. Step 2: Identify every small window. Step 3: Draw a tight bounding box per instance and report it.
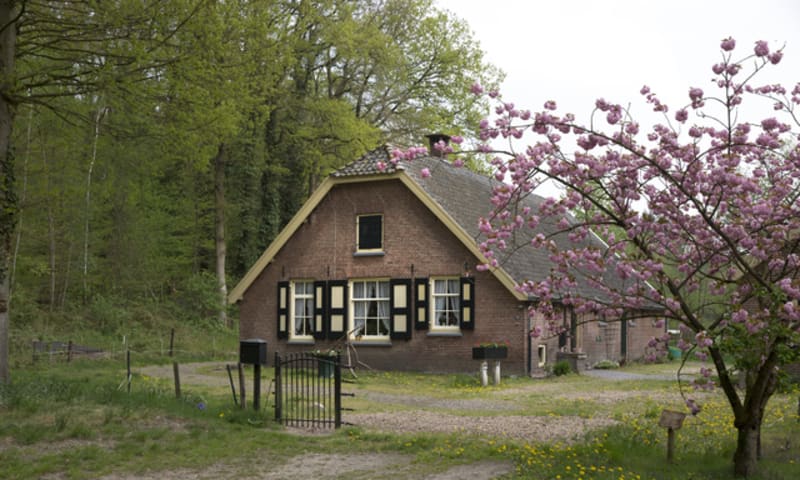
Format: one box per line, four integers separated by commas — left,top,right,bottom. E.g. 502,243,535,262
431,277,460,331
357,214,383,252
537,344,547,367
291,280,314,340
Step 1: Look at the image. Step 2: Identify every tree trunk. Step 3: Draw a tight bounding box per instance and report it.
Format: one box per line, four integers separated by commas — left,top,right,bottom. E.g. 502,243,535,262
0,0,19,384
83,107,105,304
733,418,761,477
214,143,228,327
9,104,32,304
729,357,779,477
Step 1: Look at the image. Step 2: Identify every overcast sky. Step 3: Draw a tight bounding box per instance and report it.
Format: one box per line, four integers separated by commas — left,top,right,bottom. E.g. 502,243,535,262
435,0,800,127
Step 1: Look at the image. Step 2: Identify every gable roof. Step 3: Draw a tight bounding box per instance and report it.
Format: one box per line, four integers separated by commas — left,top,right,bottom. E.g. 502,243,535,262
228,146,625,304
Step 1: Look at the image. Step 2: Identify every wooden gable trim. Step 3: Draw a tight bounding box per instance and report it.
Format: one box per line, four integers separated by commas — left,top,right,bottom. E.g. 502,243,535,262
228,174,404,303
397,174,526,301
228,169,527,304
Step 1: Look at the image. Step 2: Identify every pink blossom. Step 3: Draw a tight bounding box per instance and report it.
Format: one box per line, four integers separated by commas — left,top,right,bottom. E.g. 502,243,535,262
675,108,688,123
470,82,484,95
720,37,736,51
544,100,557,111
769,51,783,65
754,40,769,57
686,398,702,415
420,168,430,178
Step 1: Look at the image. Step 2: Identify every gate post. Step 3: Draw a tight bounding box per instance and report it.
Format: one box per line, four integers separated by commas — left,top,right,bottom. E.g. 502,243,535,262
274,352,282,423
334,352,342,428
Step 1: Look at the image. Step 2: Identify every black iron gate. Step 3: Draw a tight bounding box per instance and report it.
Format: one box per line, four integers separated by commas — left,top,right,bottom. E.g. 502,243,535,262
274,352,346,428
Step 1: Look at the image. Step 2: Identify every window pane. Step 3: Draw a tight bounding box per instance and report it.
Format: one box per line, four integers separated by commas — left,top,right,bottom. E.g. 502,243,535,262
447,279,459,294
352,280,389,339
432,278,460,329
358,215,382,250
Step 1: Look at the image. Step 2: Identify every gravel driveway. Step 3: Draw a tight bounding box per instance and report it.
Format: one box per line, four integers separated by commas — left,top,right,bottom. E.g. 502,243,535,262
131,362,676,479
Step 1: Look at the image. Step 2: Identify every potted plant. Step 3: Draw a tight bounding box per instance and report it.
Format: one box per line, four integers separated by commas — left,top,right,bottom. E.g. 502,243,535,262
472,341,509,360
310,349,338,378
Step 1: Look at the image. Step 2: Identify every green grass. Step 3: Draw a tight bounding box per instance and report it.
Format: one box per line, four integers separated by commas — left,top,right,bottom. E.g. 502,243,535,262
1,350,799,479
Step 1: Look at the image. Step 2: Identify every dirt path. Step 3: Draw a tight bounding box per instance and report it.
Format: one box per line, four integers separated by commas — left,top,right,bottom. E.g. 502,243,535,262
132,362,655,479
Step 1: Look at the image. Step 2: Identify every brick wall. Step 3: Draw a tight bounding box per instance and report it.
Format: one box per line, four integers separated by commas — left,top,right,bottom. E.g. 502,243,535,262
526,308,664,372
238,179,529,374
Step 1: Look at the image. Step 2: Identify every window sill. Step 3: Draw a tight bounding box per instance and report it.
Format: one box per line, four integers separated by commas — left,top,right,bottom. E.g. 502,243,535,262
426,331,463,337
351,340,392,347
287,339,315,345
353,251,385,257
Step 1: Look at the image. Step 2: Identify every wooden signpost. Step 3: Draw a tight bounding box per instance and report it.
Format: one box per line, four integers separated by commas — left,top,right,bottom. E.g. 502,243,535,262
659,409,687,463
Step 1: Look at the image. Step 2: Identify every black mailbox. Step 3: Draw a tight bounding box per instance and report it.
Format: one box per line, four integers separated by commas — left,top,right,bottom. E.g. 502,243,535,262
239,338,267,365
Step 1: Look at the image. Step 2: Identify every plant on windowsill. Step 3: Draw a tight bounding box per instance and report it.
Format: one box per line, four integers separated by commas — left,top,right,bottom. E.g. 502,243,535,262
472,341,509,360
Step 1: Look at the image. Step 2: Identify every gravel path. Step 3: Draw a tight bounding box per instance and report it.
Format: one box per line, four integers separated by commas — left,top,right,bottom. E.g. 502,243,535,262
345,410,616,444
128,362,674,479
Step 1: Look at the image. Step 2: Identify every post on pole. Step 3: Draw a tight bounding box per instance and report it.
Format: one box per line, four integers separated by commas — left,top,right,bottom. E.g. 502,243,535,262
173,361,181,398
226,364,238,406
126,349,131,394
479,361,488,387
253,364,261,411
238,362,246,410
658,409,686,463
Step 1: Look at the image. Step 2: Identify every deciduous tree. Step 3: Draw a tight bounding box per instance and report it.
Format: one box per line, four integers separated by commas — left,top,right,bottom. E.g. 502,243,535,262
442,38,798,477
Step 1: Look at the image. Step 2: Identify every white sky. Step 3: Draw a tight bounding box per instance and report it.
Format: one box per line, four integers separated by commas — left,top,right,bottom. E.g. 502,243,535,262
436,0,800,128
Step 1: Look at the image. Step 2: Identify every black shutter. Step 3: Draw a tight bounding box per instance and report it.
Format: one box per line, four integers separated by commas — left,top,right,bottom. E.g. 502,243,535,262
460,277,475,330
277,281,289,339
414,277,429,330
327,280,348,340
390,279,412,340
313,281,327,340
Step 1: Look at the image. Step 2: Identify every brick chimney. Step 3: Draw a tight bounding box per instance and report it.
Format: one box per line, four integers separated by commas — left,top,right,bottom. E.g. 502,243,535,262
425,133,451,158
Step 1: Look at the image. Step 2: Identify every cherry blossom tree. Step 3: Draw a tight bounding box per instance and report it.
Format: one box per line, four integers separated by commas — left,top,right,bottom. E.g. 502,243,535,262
400,38,799,477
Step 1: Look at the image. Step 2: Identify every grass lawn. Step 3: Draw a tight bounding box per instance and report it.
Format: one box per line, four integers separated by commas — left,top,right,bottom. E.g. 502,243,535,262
1,355,798,479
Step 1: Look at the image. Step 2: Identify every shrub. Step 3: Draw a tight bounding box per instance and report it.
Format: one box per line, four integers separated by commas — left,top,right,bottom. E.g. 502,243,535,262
553,360,572,376
594,359,620,370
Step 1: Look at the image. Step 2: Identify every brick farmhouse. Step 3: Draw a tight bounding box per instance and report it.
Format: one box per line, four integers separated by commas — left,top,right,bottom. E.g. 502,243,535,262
229,140,665,375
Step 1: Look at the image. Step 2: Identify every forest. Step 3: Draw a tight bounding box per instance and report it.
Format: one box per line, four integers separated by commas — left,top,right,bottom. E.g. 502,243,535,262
0,0,501,362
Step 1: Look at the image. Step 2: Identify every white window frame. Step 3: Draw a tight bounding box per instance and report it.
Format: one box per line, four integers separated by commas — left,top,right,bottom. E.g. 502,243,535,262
356,214,384,253
290,280,314,341
349,279,391,342
430,277,461,332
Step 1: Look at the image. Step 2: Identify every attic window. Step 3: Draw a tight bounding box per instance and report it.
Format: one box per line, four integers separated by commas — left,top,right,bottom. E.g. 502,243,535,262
357,214,383,253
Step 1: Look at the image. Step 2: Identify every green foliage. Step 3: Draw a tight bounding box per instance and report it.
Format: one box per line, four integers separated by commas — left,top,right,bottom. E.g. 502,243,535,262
5,0,501,315
593,359,620,370
553,360,572,376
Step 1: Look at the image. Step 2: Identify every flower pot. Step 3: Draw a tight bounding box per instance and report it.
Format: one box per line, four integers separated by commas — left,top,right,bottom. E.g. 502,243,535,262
472,346,508,360
315,356,335,378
